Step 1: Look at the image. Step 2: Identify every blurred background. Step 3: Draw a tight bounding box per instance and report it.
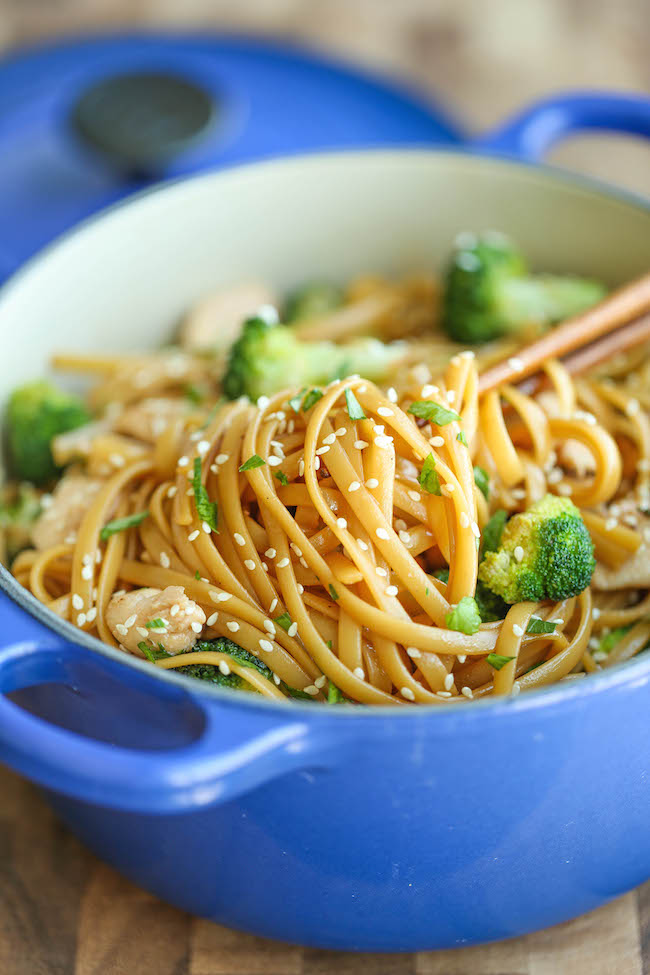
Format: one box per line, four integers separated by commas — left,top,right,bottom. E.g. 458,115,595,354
0,0,648,194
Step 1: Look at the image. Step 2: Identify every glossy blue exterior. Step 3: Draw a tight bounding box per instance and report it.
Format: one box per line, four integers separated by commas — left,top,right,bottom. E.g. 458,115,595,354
1,40,650,949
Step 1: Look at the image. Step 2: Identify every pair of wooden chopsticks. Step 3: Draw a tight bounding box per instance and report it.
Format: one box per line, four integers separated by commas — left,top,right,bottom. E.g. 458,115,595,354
478,271,650,395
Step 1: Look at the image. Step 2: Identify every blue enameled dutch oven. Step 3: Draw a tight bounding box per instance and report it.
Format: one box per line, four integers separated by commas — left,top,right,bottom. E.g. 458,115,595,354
1,76,650,951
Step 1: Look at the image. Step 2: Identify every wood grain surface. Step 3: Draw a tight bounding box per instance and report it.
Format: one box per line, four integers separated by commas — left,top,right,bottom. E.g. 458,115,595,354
0,1,649,972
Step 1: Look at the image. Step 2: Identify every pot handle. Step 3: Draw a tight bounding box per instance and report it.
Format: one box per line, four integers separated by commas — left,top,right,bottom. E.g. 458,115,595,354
0,587,336,813
477,91,650,161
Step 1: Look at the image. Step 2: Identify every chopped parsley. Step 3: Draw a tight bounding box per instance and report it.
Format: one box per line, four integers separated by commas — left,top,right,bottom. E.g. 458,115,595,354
418,453,441,495
487,652,515,671
274,470,289,486
195,570,201,580
473,465,490,500
239,454,265,472
100,510,149,541
328,584,339,601
302,388,324,412
328,680,345,704
184,383,205,405
192,457,218,533
274,611,292,631
526,617,557,635
344,388,366,421
408,401,460,425
445,596,481,635
326,640,333,649
288,388,306,413
138,641,170,663
145,618,166,630
456,431,468,446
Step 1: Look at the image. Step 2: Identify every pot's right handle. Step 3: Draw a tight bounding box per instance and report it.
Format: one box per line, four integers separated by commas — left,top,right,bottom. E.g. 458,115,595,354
477,91,650,161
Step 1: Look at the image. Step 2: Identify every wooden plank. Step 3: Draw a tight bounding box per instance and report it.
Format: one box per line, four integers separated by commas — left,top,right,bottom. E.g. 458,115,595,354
303,949,417,975
190,920,302,975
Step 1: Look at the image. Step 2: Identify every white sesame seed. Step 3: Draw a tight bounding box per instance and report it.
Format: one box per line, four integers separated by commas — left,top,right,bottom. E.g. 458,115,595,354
513,623,524,637
357,538,368,551
460,511,470,528
304,685,319,696
408,490,420,502
196,440,210,457
315,446,330,456
461,350,475,360
257,395,271,409
263,548,276,560
75,612,86,627
287,622,298,638
336,517,348,529
354,440,369,449
314,675,327,689
437,690,452,698
86,607,97,623
314,456,321,471
290,543,303,557
365,478,379,489
190,621,203,634
514,545,525,563
178,456,189,468
461,686,474,699
406,646,421,659
323,433,336,446
378,406,394,417
385,585,399,597
109,453,125,468
429,435,444,447
421,384,437,397
375,566,388,577
257,639,273,653
626,398,640,417
267,455,282,466
188,529,200,542
353,667,365,680
637,458,650,472
136,627,149,638
202,521,212,534
457,654,467,664
444,673,454,691
217,661,230,676
115,623,128,636
547,468,563,485
216,453,229,465
374,435,393,448
215,592,232,603
401,686,415,701
511,682,521,697
277,557,290,568
604,517,617,531
244,559,256,570
124,614,137,628
508,357,524,372
335,427,347,438
205,612,218,626
399,530,411,544
348,480,361,493
298,459,305,477
72,593,83,610
297,583,304,593
269,598,278,613
186,487,194,497
82,553,92,566
167,485,177,499
387,387,398,403
558,483,573,496
226,621,240,633
81,565,93,581
470,521,480,538
234,533,245,546
376,527,389,540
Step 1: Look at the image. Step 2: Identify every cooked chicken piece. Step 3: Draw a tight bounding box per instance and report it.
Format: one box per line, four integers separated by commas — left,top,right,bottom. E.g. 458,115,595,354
179,281,277,350
114,397,187,444
106,585,206,655
558,440,596,478
31,473,103,550
592,543,650,590
51,419,112,467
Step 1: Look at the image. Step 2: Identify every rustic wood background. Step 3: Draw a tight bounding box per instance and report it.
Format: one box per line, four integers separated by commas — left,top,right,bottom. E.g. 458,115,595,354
1,1,649,972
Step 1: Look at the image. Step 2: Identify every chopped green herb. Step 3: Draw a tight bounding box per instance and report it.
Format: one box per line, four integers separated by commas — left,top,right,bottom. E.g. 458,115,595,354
328,680,345,704
344,388,366,421
526,617,557,635
418,453,441,495
274,611,292,631
138,641,170,663
473,465,490,500
192,457,219,533
184,383,204,405
487,652,515,671
274,470,289,486
425,587,429,595
408,401,460,425
326,640,333,649
445,596,481,635
481,509,508,556
145,618,166,630
328,584,339,601
288,388,307,413
302,388,324,412
330,358,352,382
285,685,317,701
456,431,468,446
239,454,266,472
195,570,201,580
100,510,149,541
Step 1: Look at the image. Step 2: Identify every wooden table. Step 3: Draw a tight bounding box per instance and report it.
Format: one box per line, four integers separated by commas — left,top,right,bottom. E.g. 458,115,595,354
0,1,649,972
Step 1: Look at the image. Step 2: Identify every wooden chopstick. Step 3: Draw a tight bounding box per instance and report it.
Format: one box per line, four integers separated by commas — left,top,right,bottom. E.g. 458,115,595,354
478,270,650,395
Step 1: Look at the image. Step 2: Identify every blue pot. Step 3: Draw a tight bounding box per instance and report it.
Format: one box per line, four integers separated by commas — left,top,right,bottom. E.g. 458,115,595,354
0,45,650,949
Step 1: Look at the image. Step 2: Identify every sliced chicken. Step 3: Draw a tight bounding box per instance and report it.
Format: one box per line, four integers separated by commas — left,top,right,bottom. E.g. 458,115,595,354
106,585,206,655
592,543,650,590
179,281,277,350
114,397,187,444
31,473,103,550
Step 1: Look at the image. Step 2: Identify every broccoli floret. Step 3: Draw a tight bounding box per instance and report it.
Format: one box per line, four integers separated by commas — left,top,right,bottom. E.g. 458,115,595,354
442,233,606,344
0,483,41,563
595,627,632,657
284,281,343,323
478,494,595,603
5,381,91,485
222,316,405,401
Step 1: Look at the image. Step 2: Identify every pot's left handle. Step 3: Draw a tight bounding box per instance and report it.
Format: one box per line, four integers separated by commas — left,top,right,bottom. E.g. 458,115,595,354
477,90,650,161
0,587,337,813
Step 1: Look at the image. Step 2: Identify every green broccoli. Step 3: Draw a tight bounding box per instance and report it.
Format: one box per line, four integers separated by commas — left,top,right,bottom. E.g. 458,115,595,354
284,281,343,323
594,627,631,657
5,380,91,485
435,566,507,623
478,494,595,603
0,483,41,563
222,316,405,401
442,232,606,344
